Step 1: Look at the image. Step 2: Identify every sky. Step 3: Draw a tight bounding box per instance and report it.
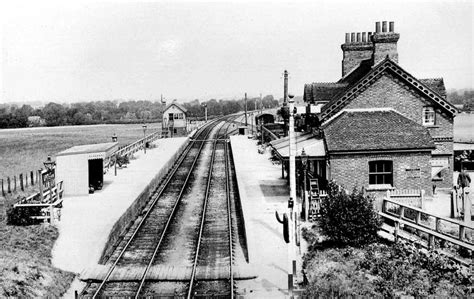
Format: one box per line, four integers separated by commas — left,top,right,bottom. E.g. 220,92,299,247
0,0,472,104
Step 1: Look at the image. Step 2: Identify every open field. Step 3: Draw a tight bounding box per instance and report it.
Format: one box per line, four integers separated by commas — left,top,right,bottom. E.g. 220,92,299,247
0,113,472,184
0,123,162,179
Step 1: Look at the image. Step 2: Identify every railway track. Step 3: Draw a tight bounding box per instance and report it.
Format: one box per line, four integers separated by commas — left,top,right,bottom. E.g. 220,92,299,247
81,115,245,298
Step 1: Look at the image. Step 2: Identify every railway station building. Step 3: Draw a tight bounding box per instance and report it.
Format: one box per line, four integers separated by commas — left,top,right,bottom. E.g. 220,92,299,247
162,102,188,137
272,21,458,200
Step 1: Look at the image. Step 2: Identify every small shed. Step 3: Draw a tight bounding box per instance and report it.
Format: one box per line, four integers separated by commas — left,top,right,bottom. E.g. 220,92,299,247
162,103,188,137
56,143,118,196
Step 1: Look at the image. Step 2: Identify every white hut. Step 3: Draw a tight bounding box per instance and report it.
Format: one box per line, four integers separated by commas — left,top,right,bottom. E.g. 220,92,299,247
56,143,118,196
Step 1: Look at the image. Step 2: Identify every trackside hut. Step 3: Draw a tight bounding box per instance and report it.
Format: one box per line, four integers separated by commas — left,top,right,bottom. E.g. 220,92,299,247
56,143,118,196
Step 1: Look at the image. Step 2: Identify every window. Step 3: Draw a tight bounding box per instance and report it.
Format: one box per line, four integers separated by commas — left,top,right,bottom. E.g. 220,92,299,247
422,107,435,126
174,113,183,120
369,161,393,185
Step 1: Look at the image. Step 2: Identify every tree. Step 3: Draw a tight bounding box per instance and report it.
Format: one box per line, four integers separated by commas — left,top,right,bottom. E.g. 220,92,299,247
318,182,382,246
42,102,67,126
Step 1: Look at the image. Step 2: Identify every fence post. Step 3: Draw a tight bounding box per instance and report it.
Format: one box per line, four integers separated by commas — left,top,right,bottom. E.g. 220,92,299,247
420,189,425,210
1,179,4,197
394,222,399,242
20,174,24,191
31,171,34,186
7,177,11,193
428,234,435,250
38,170,44,200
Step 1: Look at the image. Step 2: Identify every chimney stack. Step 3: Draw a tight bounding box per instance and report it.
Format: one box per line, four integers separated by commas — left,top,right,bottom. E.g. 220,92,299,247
372,20,400,64
375,22,381,33
341,30,374,77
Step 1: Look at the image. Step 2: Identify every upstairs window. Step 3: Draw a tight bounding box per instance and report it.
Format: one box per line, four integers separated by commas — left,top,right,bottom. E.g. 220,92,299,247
422,107,435,126
369,160,393,185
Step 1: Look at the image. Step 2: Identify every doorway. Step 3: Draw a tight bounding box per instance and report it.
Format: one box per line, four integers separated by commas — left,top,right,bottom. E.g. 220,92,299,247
88,159,103,190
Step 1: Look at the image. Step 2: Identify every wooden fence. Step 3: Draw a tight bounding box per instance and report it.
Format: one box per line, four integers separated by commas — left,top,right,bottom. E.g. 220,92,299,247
114,131,162,159
386,189,425,209
380,198,473,254
13,180,64,224
1,170,43,197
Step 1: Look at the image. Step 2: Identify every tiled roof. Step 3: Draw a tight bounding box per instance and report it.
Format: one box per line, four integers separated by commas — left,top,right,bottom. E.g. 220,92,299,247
419,78,446,99
324,109,435,153
338,59,373,85
303,82,348,103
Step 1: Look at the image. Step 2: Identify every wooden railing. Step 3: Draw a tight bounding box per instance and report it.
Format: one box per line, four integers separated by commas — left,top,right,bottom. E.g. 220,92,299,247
386,189,425,209
380,198,473,253
114,131,162,158
14,180,64,224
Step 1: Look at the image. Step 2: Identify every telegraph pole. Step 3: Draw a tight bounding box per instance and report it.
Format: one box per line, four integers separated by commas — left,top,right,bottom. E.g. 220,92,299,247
245,93,248,127
283,70,289,137
288,93,297,296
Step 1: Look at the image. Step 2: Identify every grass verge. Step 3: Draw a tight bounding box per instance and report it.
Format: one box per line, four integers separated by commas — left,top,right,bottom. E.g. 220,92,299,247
0,223,75,297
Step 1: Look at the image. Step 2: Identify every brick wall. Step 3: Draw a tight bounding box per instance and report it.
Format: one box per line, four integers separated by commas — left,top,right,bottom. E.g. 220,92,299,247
345,71,453,156
341,44,373,77
329,151,433,197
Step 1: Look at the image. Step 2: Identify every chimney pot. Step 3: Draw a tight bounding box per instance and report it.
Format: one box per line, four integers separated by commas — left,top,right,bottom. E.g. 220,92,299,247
389,21,394,32
375,22,381,33
356,32,361,42
382,21,387,32
362,32,367,42
351,32,356,43
345,33,350,43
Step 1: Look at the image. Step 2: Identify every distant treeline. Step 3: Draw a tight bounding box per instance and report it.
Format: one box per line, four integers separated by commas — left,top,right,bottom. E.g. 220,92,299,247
0,95,279,129
447,90,474,111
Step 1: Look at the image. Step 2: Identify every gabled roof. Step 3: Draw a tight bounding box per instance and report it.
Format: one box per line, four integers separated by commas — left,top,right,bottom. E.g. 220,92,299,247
319,57,458,122
324,109,435,153
164,103,187,113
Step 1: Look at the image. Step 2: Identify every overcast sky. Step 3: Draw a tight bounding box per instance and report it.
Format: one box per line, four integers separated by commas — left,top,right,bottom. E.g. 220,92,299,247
1,0,472,104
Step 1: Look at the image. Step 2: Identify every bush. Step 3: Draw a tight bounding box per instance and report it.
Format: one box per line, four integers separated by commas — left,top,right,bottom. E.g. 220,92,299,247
318,182,382,247
6,206,42,226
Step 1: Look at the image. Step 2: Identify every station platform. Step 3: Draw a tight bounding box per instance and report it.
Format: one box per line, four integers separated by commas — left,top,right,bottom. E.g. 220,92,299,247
230,135,302,298
52,137,188,274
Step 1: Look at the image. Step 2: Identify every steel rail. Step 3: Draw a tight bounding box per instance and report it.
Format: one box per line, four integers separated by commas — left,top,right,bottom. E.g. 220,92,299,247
186,118,235,298
133,125,217,298
91,122,215,298
225,141,235,298
186,138,218,299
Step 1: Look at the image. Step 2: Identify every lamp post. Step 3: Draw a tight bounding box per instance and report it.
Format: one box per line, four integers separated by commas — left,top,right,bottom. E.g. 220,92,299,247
142,124,147,154
301,148,308,222
43,156,56,223
288,93,297,296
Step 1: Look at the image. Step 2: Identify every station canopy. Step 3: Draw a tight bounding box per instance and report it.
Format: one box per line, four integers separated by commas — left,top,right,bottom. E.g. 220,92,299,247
270,132,326,160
